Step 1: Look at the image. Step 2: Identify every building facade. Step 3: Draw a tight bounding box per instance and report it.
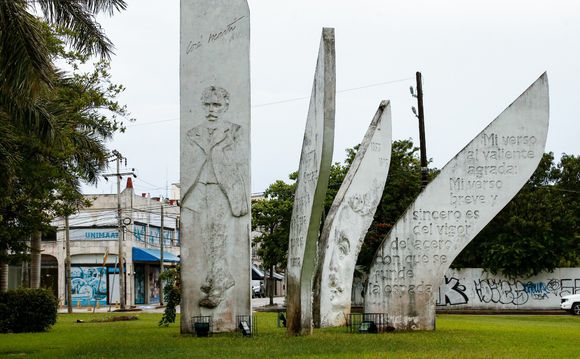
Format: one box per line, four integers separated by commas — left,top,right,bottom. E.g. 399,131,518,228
9,179,180,307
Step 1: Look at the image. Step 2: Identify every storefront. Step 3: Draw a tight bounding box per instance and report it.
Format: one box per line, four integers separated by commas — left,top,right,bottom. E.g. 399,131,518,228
132,247,179,305
67,253,120,307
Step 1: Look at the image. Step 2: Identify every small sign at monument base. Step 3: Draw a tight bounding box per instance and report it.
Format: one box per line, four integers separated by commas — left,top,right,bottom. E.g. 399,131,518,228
236,315,257,337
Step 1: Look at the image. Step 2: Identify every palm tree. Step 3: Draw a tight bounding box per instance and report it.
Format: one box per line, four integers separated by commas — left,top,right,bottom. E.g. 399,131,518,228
0,0,127,292
1,0,127,96
1,0,128,176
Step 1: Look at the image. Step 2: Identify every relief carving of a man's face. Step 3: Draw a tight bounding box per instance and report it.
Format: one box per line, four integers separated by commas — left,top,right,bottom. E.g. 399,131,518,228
201,86,229,121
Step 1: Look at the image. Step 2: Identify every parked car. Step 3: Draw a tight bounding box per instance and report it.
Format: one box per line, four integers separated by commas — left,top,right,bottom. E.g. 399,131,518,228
560,294,580,315
252,284,264,298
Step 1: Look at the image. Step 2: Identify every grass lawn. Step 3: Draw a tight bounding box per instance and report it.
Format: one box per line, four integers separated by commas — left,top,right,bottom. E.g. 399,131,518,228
0,312,579,358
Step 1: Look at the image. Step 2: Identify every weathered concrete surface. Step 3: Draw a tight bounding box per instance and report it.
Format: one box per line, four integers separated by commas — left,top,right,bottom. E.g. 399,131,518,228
354,267,580,310
435,268,580,310
286,28,336,336
313,101,392,328
365,73,549,330
180,0,251,333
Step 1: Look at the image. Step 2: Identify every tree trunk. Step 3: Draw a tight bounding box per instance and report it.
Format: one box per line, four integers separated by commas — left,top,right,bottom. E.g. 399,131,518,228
65,216,73,313
21,261,29,288
0,253,8,293
30,231,42,289
269,265,274,306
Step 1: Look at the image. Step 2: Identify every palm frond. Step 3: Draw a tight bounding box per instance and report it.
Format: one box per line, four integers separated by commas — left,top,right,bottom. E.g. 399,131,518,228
0,0,54,99
80,0,128,15
0,112,21,190
37,0,127,58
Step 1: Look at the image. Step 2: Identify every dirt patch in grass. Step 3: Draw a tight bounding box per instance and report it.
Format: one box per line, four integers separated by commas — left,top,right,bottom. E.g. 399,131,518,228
76,315,139,323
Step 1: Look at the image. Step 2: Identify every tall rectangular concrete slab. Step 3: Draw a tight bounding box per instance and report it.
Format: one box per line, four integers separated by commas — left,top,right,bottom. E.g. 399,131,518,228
180,0,251,333
286,28,336,336
366,74,549,330
314,101,392,328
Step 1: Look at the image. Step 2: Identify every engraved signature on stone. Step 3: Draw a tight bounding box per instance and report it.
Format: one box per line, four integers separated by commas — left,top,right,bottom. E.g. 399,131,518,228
208,16,246,43
186,40,202,54
185,16,246,55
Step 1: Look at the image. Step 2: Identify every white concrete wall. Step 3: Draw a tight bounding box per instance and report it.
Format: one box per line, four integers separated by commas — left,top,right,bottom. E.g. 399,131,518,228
436,268,580,310
354,268,580,310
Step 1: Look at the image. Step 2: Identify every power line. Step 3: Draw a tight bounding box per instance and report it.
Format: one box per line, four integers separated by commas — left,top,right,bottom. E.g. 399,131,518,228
125,77,414,127
127,117,179,128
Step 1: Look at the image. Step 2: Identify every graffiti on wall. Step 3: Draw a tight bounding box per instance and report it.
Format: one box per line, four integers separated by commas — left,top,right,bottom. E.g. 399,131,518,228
353,269,580,308
436,272,580,307
71,267,107,306
437,276,469,306
474,279,529,305
559,278,580,296
474,278,580,305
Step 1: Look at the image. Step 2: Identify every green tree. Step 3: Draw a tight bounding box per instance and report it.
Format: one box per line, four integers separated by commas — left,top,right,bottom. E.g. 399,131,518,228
357,139,436,269
251,150,355,305
453,153,580,277
0,29,130,290
0,0,126,96
252,179,296,305
324,160,352,213
0,0,127,289
159,265,181,327
251,139,432,297
0,0,127,189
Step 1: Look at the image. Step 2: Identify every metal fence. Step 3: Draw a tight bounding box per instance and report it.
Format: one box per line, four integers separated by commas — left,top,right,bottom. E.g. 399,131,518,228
347,313,387,334
192,315,213,337
236,314,257,337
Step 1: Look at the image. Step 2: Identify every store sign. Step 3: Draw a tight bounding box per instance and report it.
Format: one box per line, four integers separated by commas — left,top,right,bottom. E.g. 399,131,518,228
71,228,119,241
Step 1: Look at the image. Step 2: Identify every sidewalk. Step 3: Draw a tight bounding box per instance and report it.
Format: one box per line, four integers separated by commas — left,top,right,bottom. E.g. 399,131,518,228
58,297,286,314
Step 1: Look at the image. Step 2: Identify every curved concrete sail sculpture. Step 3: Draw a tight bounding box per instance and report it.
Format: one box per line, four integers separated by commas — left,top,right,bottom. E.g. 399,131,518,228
180,0,251,333
365,73,549,330
287,28,336,336
314,101,392,328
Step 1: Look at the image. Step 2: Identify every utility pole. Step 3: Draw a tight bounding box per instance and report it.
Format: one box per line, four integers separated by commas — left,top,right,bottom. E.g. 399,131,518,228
159,203,164,306
65,215,72,314
114,152,125,311
103,150,136,311
411,71,429,189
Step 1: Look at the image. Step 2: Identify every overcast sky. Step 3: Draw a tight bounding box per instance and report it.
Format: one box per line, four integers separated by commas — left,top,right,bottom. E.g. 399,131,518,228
83,0,579,196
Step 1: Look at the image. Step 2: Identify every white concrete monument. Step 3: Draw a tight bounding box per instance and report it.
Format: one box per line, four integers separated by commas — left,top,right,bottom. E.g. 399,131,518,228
365,73,549,330
286,28,336,336
180,0,251,333
314,101,392,328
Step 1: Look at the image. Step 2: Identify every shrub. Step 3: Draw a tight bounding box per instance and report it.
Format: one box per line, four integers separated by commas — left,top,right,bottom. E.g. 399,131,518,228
0,288,58,333
159,265,180,327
